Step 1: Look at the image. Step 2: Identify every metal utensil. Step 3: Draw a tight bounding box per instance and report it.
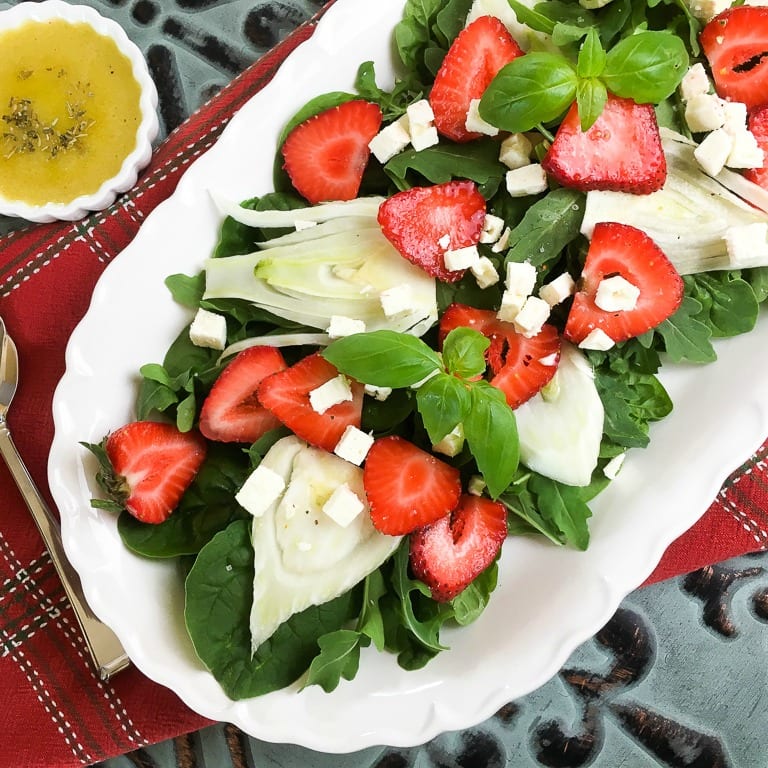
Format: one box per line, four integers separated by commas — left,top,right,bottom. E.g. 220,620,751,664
0,316,130,680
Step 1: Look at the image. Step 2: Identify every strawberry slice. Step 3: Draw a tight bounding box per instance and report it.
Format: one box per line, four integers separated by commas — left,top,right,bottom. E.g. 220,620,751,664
363,435,462,536
281,99,383,204
377,180,487,281
101,421,207,524
439,303,561,409
409,494,507,602
199,346,287,443
429,15,523,143
257,352,363,452
701,6,768,110
542,95,666,194
564,222,684,345
745,105,768,189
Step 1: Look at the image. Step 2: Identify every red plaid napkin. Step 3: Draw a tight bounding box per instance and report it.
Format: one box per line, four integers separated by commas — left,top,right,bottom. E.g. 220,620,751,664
0,3,766,764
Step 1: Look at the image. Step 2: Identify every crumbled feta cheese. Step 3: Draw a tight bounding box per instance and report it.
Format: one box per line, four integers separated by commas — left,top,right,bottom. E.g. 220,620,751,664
368,116,411,163
694,128,733,176
444,244,481,271
594,275,640,312
235,464,286,517
410,122,439,151
309,375,353,414
470,256,500,288
479,213,505,244
497,289,526,323
505,260,537,296
687,0,730,21
465,98,499,136
726,128,763,169
722,100,748,135
539,272,576,307
322,483,366,528
578,327,615,350
327,315,366,338
380,284,413,316
723,222,768,267
333,425,375,466
364,383,392,401
513,296,550,337
499,132,533,170
433,424,465,457
684,93,726,133
679,63,711,102
407,99,435,127
491,227,512,253
189,308,227,350
603,452,626,480
438,232,452,249
505,163,549,197
467,475,486,496
539,352,559,366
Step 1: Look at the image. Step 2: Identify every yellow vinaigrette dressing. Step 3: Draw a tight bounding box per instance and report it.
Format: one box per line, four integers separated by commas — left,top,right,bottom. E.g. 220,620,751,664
0,19,142,205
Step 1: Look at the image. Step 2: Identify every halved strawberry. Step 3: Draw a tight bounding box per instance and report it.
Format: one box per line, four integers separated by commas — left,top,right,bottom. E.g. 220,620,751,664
745,105,768,189
542,95,666,194
257,352,363,452
281,99,383,204
564,222,684,345
701,6,768,110
377,180,487,281
439,303,561,409
199,346,287,443
409,494,507,602
429,15,523,143
363,435,461,536
100,421,207,524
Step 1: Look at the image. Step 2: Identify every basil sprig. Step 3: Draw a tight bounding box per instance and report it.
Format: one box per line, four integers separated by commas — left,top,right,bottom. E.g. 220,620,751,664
480,27,688,132
322,328,519,498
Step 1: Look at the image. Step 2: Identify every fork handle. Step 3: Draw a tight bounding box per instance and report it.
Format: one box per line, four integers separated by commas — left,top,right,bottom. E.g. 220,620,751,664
0,421,130,680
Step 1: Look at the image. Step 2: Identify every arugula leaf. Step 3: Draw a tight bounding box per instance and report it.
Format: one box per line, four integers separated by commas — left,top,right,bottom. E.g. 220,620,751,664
304,630,369,692
450,561,499,626
527,474,592,551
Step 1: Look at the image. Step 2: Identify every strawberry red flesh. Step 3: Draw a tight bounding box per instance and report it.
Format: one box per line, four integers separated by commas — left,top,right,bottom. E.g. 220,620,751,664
564,222,684,345
104,421,207,524
377,180,487,281
281,99,383,204
701,6,768,110
439,302,561,409
542,95,666,194
199,345,287,443
409,494,508,602
363,435,462,536
257,352,363,453
429,15,523,143
745,105,768,189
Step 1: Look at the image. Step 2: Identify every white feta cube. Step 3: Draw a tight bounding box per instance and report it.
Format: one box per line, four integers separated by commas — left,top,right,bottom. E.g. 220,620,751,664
479,213,505,244
407,99,435,127
380,284,413,316
410,122,439,151
189,308,227,350
364,383,393,401
322,483,365,528
505,260,537,297
603,452,626,480
694,128,733,176
470,256,500,288
722,100,748,135
539,352,559,366
499,132,533,170
594,275,640,312
432,424,465,457
679,63,711,102
505,164,549,197
235,464,286,517
685,93,726,133
465,98,499,136
467,474,486,496
333,425,375,466
726,128,764,169
724,222,768,267
491,227,512,253
539,272,576,306
444,244,481,271
497,289,527,323
309,375,353,414
578,327,615,350
327,315,366,338
513,296,551,337
368,116,411,163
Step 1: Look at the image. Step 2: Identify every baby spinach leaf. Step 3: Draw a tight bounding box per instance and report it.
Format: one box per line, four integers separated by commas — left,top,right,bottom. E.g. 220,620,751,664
684,273,759,338
657,296,716,363
165,272,205,309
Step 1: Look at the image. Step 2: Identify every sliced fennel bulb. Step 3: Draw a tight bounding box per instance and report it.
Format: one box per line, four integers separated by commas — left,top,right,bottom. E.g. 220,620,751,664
581,131,768,274
204,220,437,336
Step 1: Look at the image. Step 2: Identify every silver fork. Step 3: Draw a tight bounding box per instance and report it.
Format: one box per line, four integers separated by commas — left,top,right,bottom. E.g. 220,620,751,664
0,316,130,680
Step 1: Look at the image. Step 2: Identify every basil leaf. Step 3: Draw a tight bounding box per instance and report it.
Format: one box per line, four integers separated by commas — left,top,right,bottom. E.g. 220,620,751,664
602,31,689,104
441,327,490,379
577,28,606,79
480,53,578,133
576,78,608,131
463,383,519,498
322,330,443,387
416,372,471,444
